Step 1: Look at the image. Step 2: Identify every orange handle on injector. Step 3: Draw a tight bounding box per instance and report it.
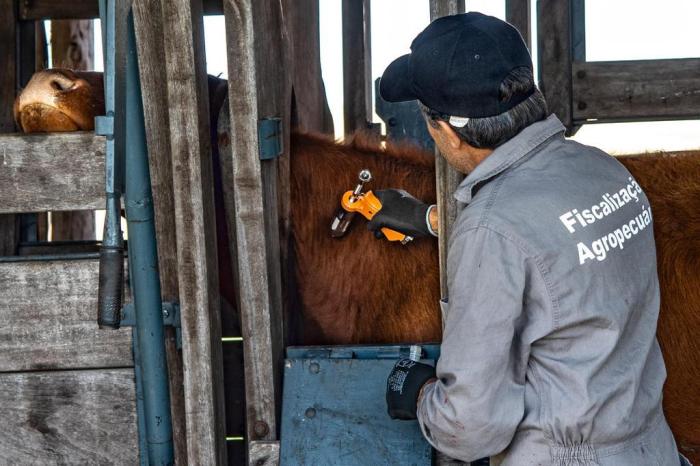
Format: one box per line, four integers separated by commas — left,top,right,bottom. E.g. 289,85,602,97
340,190,408,242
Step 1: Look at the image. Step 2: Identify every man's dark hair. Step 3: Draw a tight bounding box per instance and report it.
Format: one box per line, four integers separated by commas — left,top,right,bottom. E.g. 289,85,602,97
420,67,548,149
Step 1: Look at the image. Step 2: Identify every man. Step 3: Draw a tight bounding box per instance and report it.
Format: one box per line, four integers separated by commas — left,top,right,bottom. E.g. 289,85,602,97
374,12,688,466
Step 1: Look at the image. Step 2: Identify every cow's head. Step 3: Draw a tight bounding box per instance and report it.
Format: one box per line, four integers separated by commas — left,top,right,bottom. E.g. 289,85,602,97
14,68,105,132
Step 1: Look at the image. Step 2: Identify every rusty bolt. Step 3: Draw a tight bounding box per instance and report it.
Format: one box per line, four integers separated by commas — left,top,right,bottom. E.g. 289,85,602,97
253,420,269,438
305,407,316,419
578,101,587,110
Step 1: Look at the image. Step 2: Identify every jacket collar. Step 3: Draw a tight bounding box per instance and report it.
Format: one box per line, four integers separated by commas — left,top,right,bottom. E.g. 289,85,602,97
453,114,565,203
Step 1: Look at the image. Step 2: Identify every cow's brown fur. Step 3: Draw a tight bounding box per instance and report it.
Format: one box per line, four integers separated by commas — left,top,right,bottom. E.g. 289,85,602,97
289,131,441,344
617,152,700,461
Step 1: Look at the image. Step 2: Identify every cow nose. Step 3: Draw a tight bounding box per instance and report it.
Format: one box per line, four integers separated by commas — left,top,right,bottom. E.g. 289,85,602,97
49,75,82,92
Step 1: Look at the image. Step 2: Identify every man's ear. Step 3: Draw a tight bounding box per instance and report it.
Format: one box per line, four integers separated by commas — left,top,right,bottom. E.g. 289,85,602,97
437,120,462,149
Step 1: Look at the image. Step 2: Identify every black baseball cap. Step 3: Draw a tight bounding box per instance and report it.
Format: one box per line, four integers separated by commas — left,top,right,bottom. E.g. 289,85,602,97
379,12,533,118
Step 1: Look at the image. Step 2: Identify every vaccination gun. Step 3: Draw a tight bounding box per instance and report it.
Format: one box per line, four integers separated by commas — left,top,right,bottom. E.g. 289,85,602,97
330,169,414,245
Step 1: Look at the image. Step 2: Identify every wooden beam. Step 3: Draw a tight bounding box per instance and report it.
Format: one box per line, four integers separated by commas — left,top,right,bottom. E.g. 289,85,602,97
285,0,334,135
428,6,465,465
572,58,700,123
20,0,97,20
537,0,574,132
429,0,465,303
342,0,372,135
0,368,138,463
221,0,287,459
19,0,224,20
0,0,17,133
0,259,132,371
132,0,188,462
0,132,104,214
159,0,227,463
0,0,19,255
506,0,531,50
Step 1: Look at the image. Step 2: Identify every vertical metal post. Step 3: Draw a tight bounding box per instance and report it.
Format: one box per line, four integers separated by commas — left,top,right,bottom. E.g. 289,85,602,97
124,11,174,465
97,0,126,329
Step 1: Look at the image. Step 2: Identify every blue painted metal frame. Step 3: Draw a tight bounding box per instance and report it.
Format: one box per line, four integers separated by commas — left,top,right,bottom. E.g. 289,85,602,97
122,10,174,465
96,0,126,329
374,78,434,151
281,344,440,465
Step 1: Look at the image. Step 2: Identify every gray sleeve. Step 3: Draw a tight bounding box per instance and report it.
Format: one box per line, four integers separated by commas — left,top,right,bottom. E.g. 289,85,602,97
417,226,530,462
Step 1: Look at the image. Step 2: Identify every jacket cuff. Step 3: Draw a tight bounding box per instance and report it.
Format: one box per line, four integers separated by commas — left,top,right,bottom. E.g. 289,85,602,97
426,204,438,237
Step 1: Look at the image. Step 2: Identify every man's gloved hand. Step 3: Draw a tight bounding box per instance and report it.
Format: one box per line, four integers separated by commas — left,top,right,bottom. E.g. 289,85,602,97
386,358,436,420
368,189,436,238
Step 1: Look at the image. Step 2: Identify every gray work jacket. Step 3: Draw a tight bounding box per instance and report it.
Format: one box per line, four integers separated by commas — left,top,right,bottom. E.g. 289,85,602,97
417,115,680,465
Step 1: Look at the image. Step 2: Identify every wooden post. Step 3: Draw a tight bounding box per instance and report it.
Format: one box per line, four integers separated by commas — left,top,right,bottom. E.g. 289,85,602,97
537,0,575,133
342,0,372,135
159,0,227,463
222,0,288,462
429,0,465,302
285,0,335,135
49,19,96,241
429,4,465,464
132,0,188,462
506,0,531,50
0,0,19,255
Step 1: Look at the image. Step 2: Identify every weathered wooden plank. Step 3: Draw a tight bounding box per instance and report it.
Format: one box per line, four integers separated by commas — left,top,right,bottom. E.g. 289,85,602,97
342,0,372,135
0,368,138,463
20,0,97,20
506,0,531,50
429,0,464,21
132,0,188,462
0,259,132,371
282,0,331,346
249,441,280,466
160,0,227,463
222,0,288,453
284,0,334,135
17,240,99,255
0,0,19,255
0,0,16,134
429,0,465,302
19,0,224,20
537,0,574,132
426,8,466,466
0,132,104,213
573,58,700,123
0,215,19,255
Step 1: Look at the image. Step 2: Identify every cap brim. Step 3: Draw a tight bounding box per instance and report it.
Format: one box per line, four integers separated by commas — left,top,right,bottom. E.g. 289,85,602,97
379,54,417,103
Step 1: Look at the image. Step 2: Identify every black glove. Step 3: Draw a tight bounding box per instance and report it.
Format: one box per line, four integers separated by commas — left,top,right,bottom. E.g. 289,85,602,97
368,189,435,238
386,358,436,420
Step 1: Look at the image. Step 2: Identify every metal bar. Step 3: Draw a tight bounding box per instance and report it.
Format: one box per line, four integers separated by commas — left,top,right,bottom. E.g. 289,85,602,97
124,11,174,464
96,0,125,329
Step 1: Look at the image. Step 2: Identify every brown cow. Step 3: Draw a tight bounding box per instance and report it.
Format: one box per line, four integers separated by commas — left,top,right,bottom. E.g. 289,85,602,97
14,69,700,463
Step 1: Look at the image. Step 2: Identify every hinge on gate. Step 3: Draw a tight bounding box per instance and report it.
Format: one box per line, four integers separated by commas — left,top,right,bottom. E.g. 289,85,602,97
120,301,182,348
258,117,283,160
95,113,115,139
